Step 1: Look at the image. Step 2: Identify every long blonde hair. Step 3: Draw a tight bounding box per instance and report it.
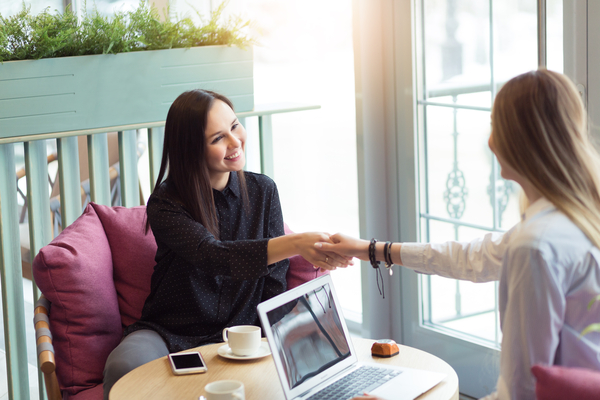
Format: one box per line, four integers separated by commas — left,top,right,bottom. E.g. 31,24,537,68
492,69,600,248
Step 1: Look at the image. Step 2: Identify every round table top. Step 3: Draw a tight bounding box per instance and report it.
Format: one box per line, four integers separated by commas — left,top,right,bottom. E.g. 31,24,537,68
110,337,459,400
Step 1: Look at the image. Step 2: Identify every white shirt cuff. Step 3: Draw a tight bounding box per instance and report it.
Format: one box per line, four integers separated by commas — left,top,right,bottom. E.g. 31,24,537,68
400,243,430,274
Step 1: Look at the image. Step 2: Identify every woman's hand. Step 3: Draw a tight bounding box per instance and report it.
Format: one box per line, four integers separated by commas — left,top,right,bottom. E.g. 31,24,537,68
294,232,354,271
314,233,370,261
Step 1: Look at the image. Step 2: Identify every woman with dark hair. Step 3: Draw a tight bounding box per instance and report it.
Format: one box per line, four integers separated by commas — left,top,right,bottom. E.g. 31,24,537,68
103,89,349,398
319,69,600,400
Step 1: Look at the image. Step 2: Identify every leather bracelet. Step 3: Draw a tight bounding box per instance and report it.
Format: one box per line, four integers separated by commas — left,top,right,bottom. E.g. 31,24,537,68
369,238,380,269
371,238,384,298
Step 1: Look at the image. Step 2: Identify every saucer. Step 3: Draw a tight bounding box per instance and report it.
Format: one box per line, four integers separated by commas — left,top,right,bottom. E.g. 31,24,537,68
217,342,271,360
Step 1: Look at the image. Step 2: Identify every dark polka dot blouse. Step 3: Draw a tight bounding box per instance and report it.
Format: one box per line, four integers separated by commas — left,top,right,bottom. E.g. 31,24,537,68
124,171,290,352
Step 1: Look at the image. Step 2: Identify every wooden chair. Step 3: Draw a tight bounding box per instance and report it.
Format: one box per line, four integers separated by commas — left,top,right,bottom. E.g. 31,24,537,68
33,295,62,400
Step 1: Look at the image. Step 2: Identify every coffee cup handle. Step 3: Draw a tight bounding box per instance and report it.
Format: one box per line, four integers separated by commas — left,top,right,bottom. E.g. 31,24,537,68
222,328,229,343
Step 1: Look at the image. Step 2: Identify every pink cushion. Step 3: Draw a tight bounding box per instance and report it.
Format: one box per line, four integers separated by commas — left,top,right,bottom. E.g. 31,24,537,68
531,364,600,400
94,205,156,328
33,203,157,397
284,223,328,289
63,384,103,400
33,203,122,396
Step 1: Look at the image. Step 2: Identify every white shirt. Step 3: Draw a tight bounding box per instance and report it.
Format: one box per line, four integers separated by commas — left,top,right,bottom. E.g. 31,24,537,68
401,198,600,400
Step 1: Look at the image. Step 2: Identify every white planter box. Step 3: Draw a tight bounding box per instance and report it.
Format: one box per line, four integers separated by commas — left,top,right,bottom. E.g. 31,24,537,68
0,45,253,138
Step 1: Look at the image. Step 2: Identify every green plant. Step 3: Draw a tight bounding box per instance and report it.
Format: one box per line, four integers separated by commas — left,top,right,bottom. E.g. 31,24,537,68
581,294,600,336
0,1,254,62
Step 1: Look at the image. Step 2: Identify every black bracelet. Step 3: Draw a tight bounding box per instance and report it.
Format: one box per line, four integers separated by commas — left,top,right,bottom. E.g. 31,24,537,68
369,238,380,269
386,242,395,266
383,241,392,268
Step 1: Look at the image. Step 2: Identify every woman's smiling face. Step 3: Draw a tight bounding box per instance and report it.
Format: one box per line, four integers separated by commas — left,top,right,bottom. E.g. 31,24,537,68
204,99,247,190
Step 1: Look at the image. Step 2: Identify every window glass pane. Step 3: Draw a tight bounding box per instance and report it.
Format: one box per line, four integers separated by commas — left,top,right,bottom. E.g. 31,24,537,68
493,0,537,84
547,0,564,73
425,277,499,341
422,220,500,345
424,0,491,108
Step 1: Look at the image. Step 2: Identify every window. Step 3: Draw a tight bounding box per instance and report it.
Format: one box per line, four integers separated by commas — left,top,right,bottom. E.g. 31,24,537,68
417,0,563,348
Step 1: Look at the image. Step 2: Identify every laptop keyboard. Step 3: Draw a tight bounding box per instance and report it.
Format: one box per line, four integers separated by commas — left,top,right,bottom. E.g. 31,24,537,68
306,366,402,400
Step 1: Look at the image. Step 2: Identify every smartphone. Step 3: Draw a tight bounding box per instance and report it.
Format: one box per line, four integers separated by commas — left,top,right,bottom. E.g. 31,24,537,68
168,351,207,375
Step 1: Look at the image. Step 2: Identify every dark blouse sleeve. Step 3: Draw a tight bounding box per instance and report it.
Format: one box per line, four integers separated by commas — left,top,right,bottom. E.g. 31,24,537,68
147,193,270,280
260,183,290,302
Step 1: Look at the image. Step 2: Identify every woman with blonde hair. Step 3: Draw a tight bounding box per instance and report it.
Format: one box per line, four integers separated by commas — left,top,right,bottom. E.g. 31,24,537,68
318,69,600,399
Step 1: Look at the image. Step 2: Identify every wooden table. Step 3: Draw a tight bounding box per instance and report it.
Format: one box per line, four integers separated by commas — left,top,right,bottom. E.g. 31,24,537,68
110,338,459,400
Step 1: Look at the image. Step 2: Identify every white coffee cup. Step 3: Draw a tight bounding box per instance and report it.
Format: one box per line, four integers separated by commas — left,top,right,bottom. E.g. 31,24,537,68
222,325,261,356
205,380,245,400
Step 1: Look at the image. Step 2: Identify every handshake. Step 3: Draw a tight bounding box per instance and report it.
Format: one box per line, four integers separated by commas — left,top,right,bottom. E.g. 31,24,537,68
272,230,399,272
295,232,375,271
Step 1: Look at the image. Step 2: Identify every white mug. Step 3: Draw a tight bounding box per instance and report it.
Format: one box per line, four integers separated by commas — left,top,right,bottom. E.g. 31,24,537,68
222,325,261,356
205,380,245,400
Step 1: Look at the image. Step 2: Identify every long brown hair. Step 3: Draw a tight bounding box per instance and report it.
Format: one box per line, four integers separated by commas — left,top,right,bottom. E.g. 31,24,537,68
146,90,249,238
492,69,600,248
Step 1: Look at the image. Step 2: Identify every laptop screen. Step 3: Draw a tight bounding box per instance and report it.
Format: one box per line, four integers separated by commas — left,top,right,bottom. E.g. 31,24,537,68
266,281,351,390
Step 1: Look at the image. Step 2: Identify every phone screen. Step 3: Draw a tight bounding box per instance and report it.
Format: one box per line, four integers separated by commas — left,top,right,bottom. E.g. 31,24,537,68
171,353,205,369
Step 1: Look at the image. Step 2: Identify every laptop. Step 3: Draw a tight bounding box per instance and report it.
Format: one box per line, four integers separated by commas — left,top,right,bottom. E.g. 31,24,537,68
257,275,445,400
